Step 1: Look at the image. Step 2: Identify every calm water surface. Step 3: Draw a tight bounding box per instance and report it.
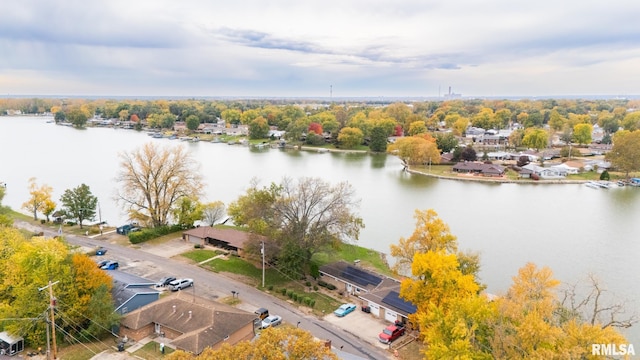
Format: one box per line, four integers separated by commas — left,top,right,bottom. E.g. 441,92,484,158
1,116,639,343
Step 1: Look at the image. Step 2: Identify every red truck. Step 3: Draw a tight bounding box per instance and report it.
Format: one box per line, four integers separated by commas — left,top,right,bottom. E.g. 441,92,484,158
378,324,405,344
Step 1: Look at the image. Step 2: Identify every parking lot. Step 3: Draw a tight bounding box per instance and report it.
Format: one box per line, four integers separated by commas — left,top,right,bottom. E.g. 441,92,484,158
324,306,391,351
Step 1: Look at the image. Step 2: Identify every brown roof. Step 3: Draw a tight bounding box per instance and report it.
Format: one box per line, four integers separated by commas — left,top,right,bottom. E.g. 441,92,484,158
120,292,256,354
183,227,267,249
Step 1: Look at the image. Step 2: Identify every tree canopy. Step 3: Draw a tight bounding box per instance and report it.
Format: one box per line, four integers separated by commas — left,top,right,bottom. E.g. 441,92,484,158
606,130,640,178
116,142,204,227
60,183,97,229
21,178,54,221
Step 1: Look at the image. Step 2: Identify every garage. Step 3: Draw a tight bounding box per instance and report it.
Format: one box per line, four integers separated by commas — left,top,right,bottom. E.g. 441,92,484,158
385,309,397,323
368,302,380,317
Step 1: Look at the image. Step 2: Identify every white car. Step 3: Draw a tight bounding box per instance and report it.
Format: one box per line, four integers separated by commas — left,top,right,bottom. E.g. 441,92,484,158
168,278,194,291
260,315,282,329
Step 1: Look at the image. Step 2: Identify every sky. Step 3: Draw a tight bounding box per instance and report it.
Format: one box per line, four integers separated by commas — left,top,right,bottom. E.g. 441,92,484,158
2,0,640,98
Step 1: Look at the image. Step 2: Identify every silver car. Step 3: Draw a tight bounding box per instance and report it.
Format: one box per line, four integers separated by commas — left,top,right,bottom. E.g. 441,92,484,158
260,315,282,329
168,278,194,291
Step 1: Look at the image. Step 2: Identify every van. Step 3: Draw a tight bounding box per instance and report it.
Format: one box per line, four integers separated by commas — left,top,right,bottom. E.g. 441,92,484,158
254,308,269,321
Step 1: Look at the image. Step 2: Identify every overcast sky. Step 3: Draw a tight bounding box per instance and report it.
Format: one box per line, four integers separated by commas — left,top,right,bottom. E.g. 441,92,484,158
2,0,640,98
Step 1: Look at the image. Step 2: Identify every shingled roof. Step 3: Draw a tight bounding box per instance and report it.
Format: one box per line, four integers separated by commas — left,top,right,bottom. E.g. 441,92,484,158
120,292,256,354
183,226,267,249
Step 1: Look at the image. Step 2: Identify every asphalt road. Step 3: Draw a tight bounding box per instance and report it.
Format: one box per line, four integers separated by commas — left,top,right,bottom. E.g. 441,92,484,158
15,221,392,360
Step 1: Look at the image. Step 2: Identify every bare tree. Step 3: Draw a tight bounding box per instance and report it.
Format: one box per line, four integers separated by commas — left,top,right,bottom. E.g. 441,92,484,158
115,142,204,227
560,273,638,329
202,201,226,226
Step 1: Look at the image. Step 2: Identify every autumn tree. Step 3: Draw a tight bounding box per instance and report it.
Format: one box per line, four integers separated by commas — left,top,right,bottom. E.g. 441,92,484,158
522,128,549,151
60,183,98,229
67,106,89,127
606,130,640,178
42,198,56,223
171,197,203,228
228,177,363,275
0,229,117,346
388,135,441,166
0,185,11,226
337,127,364,149
167,327,338,360
621,111,640,131
201,201,226,226
408,120,427,135
22,177,54,221
248,116,270,139
116,142,204,227
308,122,323,135
573,123,593,145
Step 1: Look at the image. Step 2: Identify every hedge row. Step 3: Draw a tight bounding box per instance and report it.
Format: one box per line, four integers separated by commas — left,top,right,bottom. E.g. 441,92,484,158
128,224,184,244
317,280,337,290
279,288,316,307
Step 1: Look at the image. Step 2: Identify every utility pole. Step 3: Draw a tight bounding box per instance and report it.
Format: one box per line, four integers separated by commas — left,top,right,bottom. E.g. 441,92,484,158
261,241,265,288
39,281,59,360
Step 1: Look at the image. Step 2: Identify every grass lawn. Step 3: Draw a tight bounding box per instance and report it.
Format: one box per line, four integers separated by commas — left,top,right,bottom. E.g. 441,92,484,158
53,340,114,360
312,243,393,276
132,341,174,358
182,249,223,263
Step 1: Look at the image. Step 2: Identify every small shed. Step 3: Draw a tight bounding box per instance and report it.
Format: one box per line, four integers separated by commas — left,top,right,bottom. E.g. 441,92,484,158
0,331,24,356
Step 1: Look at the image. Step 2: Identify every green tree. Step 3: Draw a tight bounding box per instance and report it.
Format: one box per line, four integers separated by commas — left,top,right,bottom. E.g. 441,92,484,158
435,132,458,153
185,114,200,131
573,123,593,145
116,142,204,227
621,111,640,131
229,177,364,272
337,127,364,149
522,128,549,151
21,178,54,221
248,116,270,139
60,183,97,229
67,107,89,128
369,125,388,152
171,197,203,228
54,110,66,123
606,130,640,178
221,108,242,125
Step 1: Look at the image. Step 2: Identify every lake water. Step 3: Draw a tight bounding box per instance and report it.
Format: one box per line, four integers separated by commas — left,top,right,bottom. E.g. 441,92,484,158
1,116,639,344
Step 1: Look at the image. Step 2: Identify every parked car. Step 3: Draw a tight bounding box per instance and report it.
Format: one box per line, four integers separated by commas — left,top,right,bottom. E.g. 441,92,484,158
116,224,133,235
168,278,194,291
129,226,142,233
333,303,357,317
260,315,282,329
100,261,119,270
96,247,107,256
378,324,405,344
97,259,110,268
254,307,270,321
156,276,177,287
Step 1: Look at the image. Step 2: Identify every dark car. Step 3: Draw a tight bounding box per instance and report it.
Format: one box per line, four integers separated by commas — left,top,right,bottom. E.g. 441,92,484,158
156,276,177,287
116,224,133,235
96,247,107,256
100,261,119,270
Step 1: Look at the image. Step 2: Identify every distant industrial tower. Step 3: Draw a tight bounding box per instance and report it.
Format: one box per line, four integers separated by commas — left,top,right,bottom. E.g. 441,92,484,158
330,85,333,100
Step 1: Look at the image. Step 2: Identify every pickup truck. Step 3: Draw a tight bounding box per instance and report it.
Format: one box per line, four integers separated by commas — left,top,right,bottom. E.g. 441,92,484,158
378,324,405,344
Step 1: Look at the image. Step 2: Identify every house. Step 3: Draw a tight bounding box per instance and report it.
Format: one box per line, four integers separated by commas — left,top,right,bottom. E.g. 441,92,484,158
119,292,256,355
182,227,267,257
549,163,579,175
319,261,416,324
522,164,565,179
452,162,506,177
109,270,160,315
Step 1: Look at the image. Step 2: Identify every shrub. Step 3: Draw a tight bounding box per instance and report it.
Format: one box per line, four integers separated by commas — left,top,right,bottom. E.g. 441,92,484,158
280,288,287,295
313,285,318,291
40,219,46,224
305,281,312,287
194,244,203,249
327,283,337,290
286,290,294,299
317,280,328,288
129,224,183,244
267,285,274,291
310,263,320,279
309,299,316,307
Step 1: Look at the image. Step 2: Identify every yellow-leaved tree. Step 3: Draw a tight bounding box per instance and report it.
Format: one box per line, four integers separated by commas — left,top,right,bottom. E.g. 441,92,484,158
167,327,338,360
21,177,54,221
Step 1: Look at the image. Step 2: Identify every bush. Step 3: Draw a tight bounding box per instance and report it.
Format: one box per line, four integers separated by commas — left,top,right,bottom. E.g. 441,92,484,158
313,285,318,291
286,290,294,299
194,244,203,249
305,281,312,287
310,263,320,279
40,219,46,224
292,293,299,302
129,224,183,244
327,283,337,290
280,288,287,295
267,285,274,291
317,280,328,288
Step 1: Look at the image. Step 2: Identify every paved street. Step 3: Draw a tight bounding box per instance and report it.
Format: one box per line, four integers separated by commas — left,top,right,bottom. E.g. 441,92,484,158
14,221,395,360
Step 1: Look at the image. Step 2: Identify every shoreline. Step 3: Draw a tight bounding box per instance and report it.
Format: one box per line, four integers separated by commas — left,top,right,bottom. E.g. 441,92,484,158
406,167,595,185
